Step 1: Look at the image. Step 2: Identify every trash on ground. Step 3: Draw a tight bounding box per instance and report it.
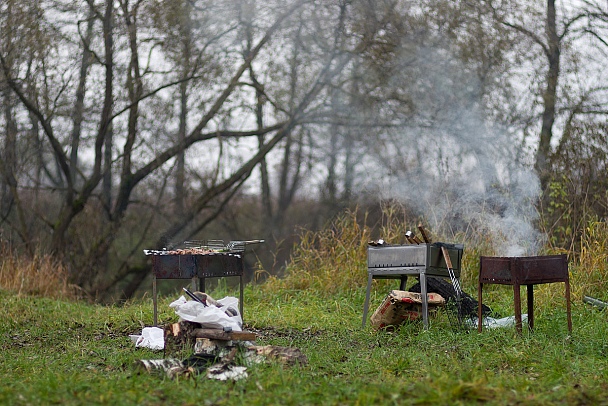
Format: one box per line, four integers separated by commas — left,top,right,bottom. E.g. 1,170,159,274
371,290,445,330
169,293,242,331
472,314,529,329
252,345,308,366
207,364,248,381
131,326,164,350
132,292,306,381
134,358,184,376
583,295,608,310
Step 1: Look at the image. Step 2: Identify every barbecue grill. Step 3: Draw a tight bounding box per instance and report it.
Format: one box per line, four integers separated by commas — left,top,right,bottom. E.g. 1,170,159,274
144,240,263,325
362,242,464,329
478,254,572,334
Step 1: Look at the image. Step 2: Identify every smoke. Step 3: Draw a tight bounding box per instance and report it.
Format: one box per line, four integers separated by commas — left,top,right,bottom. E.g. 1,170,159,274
367,45,546,256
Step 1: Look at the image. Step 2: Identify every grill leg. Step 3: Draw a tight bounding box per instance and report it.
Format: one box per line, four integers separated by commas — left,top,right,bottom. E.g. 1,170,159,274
239,273,244,318
527,284,534,332
514,283,523,334
362,273,373,328
478,282,483,333
399,276,408,291
153,275,158,327
421,273,429,330
565,278,572,333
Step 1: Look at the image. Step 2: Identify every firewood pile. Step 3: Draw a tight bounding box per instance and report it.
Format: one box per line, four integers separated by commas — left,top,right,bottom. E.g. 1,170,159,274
134,292,307,380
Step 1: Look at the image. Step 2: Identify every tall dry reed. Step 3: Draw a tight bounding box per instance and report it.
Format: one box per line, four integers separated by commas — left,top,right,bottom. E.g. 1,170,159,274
260,206,445,296
570,220,608,299
260,206,608,307
0,243,78,300
261,210,371,295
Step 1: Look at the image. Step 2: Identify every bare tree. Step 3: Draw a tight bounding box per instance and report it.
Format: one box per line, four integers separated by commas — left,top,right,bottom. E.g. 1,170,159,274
1,0,384,299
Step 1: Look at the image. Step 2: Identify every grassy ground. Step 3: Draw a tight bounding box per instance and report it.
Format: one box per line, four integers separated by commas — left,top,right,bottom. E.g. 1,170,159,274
1,212,607,405
1,283,607,406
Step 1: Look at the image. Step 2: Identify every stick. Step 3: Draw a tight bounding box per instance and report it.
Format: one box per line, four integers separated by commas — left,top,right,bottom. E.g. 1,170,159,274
417,224,431,243
441,246,461,296
183,287,207,306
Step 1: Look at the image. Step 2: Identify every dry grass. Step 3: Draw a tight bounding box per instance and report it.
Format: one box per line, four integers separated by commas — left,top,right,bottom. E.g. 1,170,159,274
261,207,608,310
261,210,371,295
570,220,608,299
0,242,78,300
260,206,481,296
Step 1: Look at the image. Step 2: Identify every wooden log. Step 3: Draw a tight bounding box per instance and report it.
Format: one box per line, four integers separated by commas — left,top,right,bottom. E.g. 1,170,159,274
418,224,431,243
249,345,308,366
163,321,200,355
191,328,257,341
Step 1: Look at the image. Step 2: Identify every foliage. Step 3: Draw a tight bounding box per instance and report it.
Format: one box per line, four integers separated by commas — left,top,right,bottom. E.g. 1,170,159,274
260,209,371,296
2,0,608,303
259,205,494,298
542,121,608,253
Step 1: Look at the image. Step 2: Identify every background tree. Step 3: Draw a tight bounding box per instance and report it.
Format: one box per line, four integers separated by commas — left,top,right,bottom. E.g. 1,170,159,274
1,0,608,299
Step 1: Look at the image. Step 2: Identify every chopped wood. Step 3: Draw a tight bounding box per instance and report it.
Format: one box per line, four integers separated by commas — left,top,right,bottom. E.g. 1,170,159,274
249,345,308,366
409,276,493,318
163,321,200,354
191,328,257,341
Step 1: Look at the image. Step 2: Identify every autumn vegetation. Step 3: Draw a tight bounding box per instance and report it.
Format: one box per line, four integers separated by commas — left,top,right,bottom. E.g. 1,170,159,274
1,1,608,302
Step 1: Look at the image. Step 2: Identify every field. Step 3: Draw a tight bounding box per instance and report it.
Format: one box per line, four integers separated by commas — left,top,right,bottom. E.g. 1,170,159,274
1,278,607,405
1,214,608,405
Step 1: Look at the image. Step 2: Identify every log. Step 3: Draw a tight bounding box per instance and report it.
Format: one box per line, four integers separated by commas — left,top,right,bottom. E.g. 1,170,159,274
409,276,494,318
249,345,308,366
191,328,257,341
163,321,200,355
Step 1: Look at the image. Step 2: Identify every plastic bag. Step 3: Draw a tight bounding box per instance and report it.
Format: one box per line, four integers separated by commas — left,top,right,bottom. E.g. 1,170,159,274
169,295,242,331
472,314,528,329
135,326,165,350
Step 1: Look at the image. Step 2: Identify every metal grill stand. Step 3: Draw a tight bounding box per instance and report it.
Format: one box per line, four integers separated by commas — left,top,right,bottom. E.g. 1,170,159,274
362,242,464,329
478,254,572,334
147,251,244,326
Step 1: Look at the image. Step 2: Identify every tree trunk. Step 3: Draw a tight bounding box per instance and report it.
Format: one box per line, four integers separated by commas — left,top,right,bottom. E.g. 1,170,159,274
175,3,192,215
70,4,95,186
535,0,560,192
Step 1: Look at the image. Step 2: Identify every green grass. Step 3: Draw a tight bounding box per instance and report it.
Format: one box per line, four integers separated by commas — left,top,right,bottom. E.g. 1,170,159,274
2,211,608,405
1,284,607,406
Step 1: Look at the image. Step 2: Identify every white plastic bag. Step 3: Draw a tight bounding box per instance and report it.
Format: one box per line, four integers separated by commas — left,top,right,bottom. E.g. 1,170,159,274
472,314,529,329
135,326,165,350
169,295,242,331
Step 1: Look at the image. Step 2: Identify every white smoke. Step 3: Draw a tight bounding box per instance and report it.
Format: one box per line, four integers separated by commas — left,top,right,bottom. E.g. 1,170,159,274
365,45,546,256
